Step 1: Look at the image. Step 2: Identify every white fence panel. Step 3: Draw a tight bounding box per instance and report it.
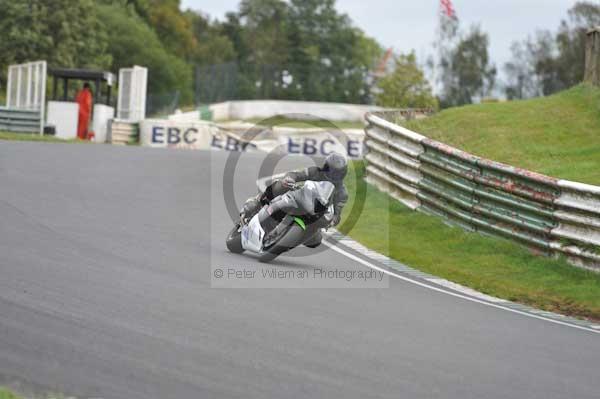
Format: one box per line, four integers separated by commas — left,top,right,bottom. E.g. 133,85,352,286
117,65,147,122
5,60,46,134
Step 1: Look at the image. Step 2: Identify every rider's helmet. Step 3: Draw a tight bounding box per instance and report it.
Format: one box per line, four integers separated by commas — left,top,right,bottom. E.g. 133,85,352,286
322,152,348,182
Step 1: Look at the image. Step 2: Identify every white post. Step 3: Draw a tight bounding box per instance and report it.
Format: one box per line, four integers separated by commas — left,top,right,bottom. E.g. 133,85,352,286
135,66,148,121
16,66,22,107
26,66,32,109
6,66,13,107
39,61,46,135
33,64,38,107
117,68,127,120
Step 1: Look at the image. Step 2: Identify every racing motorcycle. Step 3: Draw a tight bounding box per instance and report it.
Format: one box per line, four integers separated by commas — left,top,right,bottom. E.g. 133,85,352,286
226,179,335,263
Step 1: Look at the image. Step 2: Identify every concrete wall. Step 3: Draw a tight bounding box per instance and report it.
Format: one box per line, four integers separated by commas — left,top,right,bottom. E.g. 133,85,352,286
222,100,384,122
169,100,389,123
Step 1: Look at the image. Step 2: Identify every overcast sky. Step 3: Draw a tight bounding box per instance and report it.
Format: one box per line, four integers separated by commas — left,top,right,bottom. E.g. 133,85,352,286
181,0,583,82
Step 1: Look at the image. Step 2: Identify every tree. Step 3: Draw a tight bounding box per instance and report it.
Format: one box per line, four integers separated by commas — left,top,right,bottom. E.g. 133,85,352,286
184,10,236,65
285,0,380,103
376,52,438,109
97,3,193,102
433,6,460,103
521,31,562,96
0,0,111,87
208,0,381,103
440,25,496,107
503,39,543,100
504,1,600,98
554,2,600,87
238,0,289,66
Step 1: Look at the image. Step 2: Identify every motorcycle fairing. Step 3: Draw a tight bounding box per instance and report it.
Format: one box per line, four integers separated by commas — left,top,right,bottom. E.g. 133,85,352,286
241,214,265,253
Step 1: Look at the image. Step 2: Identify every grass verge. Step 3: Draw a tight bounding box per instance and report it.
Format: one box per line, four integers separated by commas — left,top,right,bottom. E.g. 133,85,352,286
0,131,83,144
0,388,22,399
403,84,600,185
340,162,600,321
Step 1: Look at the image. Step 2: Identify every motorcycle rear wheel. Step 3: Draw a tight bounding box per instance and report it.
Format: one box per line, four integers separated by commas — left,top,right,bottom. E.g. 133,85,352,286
259,224,305,263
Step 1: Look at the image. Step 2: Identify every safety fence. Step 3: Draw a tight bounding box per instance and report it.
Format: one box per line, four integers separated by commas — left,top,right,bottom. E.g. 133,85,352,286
364,111,600,271
0,107,42,133
4,61,46,134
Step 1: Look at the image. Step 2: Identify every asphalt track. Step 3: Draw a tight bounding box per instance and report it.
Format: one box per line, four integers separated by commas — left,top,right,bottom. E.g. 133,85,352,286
0,141,599,399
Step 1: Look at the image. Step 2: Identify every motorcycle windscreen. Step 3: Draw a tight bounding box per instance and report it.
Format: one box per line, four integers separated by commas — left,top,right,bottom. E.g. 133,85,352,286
241,214,265,253
302,181,335,211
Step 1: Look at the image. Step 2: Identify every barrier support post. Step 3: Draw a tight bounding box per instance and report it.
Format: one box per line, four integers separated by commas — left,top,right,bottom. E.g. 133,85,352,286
584,26,600,86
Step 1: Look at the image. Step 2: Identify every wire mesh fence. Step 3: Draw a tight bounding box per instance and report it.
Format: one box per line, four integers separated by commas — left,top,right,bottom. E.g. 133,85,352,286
146,91,181,118
194,63,373,105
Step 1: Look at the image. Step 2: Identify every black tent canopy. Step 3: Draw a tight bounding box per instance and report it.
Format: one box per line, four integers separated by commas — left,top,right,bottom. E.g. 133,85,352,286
49,68,116,105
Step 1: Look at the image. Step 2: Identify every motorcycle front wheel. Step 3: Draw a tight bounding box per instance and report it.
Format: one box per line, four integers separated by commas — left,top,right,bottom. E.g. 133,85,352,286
226,223,245,254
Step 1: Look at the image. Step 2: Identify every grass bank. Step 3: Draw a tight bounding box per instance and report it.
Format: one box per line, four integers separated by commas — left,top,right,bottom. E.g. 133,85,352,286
343,85,600,321
403,84,600,185
0,388,22,399
340,162,600,321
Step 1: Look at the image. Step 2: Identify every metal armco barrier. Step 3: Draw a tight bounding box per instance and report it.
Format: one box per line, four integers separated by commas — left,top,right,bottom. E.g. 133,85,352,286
0,107,42,133
364,111,600,271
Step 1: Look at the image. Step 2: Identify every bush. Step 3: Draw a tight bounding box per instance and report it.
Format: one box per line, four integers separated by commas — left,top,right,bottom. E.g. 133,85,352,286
97,4,193,104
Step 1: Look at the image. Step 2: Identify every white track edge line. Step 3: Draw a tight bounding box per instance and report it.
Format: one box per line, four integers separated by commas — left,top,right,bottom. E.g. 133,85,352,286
322,240,600,335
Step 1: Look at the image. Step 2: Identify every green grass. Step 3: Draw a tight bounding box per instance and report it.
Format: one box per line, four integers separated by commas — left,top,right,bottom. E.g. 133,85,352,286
0,388,22,399
226,116,365,129
403,84,600,185
0,131,83,143
340,162,600,321
343,85,600,320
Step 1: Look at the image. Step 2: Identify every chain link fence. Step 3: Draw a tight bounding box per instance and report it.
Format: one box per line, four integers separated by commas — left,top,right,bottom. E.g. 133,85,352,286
146,91,181,118
194,63,373,105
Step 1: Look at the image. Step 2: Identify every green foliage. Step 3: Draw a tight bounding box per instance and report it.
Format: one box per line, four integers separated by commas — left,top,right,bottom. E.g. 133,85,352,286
404,84,600,185
505,1,600,98
147,0,197,59
0,0,383,105
97,3,193,103
0,131,86,143
0,387,21,399
440,25,496,107
0,388,22,399
184,10,236,65
343,161,600,321
197,0,383,103
283,0,382,103
376,52,438,109
238,0,289,65
0,0,111,86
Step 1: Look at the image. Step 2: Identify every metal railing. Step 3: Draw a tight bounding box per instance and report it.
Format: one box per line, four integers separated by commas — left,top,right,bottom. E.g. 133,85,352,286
0,107,42,133
364,111,600,271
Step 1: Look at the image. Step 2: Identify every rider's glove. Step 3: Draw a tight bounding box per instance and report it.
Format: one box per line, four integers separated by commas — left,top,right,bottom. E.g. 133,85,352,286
282,176,296,189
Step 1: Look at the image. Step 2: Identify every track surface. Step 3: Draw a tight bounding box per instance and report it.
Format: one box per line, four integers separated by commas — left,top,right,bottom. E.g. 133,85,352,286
0,142,599,399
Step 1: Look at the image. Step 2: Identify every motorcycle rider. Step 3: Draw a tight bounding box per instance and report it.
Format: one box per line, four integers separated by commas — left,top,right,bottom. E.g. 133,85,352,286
242,152,349,248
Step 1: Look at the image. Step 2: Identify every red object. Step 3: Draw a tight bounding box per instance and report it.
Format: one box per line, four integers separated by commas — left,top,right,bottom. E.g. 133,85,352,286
76,88,93,139
440,0,457,19
374,47,394,77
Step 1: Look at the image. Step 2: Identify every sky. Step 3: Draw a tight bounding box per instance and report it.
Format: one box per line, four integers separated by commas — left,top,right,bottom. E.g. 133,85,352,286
180,0,583,83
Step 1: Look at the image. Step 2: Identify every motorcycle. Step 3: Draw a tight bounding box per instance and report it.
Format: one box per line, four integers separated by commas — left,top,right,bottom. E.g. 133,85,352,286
226,179,335,263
